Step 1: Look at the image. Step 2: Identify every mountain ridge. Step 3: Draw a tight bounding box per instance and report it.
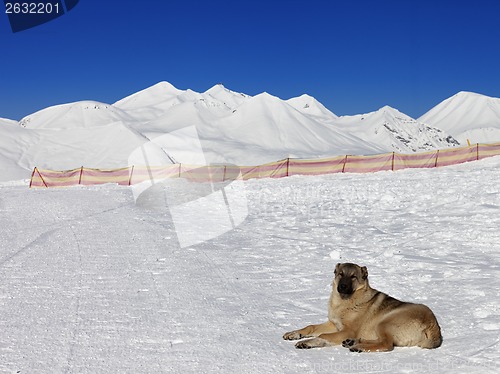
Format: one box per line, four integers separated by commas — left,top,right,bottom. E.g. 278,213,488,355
2,82,499,182
419,91,500,143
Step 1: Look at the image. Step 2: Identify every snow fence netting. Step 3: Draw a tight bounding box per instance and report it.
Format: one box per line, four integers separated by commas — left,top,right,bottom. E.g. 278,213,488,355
30,142,500,188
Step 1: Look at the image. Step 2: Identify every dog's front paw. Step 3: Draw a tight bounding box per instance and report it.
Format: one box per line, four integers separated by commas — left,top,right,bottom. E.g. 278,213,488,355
283,331,304,341
342,339,357,348
295,338,328,349
342,339,363,353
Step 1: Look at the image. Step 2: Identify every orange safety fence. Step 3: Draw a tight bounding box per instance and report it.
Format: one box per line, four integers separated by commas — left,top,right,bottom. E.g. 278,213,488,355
29,142,500,188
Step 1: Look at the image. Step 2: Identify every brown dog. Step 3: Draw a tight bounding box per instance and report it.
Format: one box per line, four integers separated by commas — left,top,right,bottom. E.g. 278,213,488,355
283,263,442,352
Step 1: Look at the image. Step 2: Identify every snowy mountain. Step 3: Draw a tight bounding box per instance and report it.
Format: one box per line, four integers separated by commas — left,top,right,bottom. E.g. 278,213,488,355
19,101,135,129
285,94,338,120
201,92,384,165
115,82,458,164
13,100,172,172
419,91,500,144
204,83,251,110
0,82,470,182
333,106,459,153
0,120,36,181
0,117,18,126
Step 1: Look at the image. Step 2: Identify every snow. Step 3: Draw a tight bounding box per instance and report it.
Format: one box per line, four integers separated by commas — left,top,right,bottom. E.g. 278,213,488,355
204,84,251,110
2,84,500,371
419,91,500,144
113,81,184,119
0,121,37,181
1,156,500,373
286,94,338,120
0,82,472,183
0,118,18,127
205,92,385,163
333,106,459,153
19,101,135,129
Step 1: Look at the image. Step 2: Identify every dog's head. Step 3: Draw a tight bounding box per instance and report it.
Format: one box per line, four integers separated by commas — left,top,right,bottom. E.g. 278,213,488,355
334,263,369,299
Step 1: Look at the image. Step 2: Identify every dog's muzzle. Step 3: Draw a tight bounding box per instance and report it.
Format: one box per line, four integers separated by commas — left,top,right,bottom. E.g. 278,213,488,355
337,280,354,295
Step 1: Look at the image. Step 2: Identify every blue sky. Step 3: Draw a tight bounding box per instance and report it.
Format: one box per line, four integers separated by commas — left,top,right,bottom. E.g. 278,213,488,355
1,0,500,120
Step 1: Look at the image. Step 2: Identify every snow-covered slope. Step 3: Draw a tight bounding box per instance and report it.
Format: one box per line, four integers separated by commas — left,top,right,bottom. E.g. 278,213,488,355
333,106,459,153
419,91,500,143
123,89,381,165
0,117,18,127
1,156,500,372
5,100,174,176
0,122,35,181
286,94,338,120
18,123,171,171
113,81,185,121
116,82,458,165
204,84,251,110
19,101,135,129
203,92,385,164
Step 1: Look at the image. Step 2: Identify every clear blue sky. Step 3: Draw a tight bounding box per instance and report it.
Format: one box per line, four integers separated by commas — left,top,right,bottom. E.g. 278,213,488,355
1,0,500,120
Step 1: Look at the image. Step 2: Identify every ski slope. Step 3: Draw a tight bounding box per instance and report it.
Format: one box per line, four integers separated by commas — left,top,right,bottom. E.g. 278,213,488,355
1,156,499,373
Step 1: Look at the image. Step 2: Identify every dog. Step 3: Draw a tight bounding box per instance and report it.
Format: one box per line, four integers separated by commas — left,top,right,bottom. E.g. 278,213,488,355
283,262,442,352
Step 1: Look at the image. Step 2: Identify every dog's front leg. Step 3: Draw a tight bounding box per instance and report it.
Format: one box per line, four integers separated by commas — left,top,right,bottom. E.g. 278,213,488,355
295,330,353,349
342,337,395,352
283,320,337,341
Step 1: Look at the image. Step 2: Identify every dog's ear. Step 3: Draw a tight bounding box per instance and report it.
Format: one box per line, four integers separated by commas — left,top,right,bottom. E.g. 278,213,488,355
361,266,368,280
334,263,341,275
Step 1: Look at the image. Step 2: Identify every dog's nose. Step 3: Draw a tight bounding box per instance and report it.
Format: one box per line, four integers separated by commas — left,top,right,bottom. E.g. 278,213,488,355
338,283,350,293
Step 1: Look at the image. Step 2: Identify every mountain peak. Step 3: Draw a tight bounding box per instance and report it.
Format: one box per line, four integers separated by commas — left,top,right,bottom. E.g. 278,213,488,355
113,81,183,111
205,83,225,93
141,81,182,96
378,105,396,112
419,91,500,142
286,94,337,119
203,84,250,109
252,92,281,102
454,90,484,98
377,105,405,116
204,83,246,97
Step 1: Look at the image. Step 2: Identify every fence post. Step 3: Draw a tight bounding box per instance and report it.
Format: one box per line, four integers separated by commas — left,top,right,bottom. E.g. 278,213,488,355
392,152,395,171
476,143,480,160
286,158,290,177
29,167,36,188
31,167,48,188
78,166,84,185
342,155,348,173
434,150,439,168
128,165,135,186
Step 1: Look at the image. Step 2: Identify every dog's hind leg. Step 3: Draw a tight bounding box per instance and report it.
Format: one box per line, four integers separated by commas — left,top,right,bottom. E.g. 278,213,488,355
342,329,395,353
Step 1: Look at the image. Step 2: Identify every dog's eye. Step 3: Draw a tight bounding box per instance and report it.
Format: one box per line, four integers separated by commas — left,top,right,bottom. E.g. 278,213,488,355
339,272,344,277
351,275,356,279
